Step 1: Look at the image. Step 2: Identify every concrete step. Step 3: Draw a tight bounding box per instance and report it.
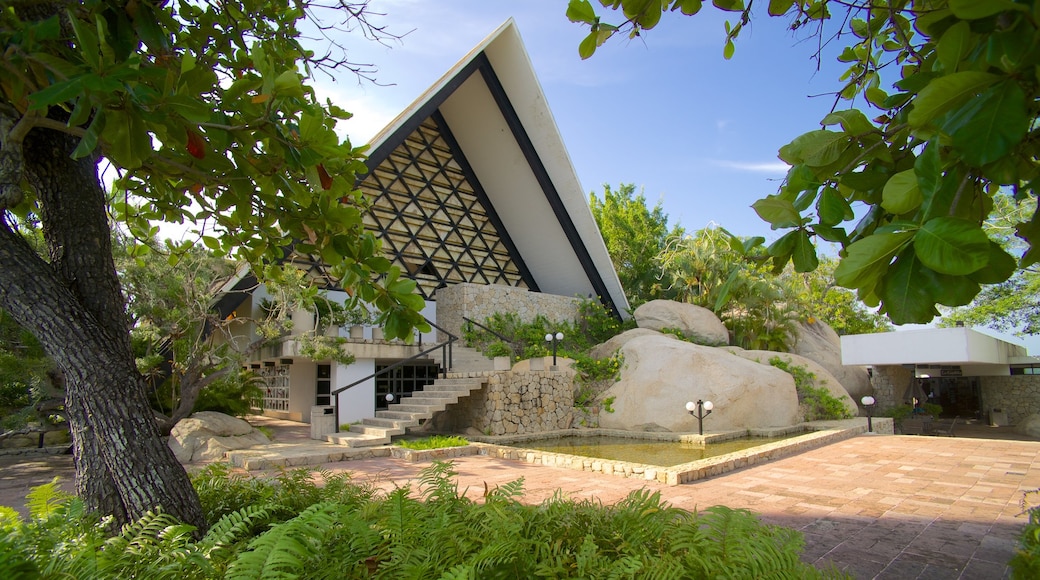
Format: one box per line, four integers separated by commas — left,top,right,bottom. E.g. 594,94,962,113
392,403,444,414
349,424,406,437
326,431,390,447
363,417,414,429
376,410,426,421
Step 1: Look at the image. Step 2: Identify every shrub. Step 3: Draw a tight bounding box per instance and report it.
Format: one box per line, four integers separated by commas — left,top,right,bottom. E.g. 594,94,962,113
395,435,469,450
768,357,852,421
1012,488,1040,579
3,462,846,579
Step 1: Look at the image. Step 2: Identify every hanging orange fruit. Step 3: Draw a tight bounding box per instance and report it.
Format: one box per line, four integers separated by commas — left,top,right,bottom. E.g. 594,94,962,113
186,128,206,160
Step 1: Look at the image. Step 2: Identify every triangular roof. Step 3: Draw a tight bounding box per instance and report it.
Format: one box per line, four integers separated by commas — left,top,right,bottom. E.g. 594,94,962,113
215,20,629,319
358,19,628,317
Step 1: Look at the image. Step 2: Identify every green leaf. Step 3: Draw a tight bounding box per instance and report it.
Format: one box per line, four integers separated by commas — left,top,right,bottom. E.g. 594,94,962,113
968,241,1017,284
766,230,797,258
1016,205,1040,268
27,78,85,110
672,0,703,16
821,110,875,136
712,0,744,11
945,80,1028,167
949,0,1028,19
913,217,990,275
936,21,970,73
813,224,847,244
70,110,105,159
778,130,848,167
768,0,795,16
834,231,914,290
579,30,599,59
817,187,852,226
566,0,597,24
908,72,999,128
752,197,802,229
879,248,941,324
723,38,735,60
791,230,818,272
881,169,922,215
927,269,980,307
273,70,304,98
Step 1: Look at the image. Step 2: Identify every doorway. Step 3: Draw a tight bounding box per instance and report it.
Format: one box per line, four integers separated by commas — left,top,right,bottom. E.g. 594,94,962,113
920,376,980,419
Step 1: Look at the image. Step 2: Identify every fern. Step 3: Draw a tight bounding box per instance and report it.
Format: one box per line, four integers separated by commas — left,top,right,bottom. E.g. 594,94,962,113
25,477,73,521
225,502,341,580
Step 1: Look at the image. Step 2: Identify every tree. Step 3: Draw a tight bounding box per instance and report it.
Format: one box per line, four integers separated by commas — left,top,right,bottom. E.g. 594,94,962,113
0,1,427,530
940,194,1040,334
567,0,1038,327
782,255,893,335
657,225,802,350
589,183,683,307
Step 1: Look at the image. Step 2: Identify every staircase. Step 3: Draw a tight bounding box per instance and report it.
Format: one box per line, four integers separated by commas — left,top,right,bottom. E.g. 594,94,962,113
326,376,489,447
447,344,497,372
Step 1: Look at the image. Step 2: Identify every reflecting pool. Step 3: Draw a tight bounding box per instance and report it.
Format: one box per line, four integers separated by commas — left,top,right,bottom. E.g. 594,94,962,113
512,435,799,467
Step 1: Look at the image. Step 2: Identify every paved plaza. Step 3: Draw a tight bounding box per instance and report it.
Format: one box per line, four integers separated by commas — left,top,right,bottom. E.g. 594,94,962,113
2,427,1038,579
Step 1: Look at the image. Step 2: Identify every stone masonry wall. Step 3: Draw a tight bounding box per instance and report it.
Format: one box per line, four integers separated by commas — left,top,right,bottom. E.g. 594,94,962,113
452,370,576,436
870,365,912,412
979,375,1040,426
435,283,582,341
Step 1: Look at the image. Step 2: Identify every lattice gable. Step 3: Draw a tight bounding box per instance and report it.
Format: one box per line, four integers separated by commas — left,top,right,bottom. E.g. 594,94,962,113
358,113,533,300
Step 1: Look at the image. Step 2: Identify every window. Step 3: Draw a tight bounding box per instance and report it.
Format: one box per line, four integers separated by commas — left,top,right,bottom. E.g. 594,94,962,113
375,362,440,410
316,364,331,406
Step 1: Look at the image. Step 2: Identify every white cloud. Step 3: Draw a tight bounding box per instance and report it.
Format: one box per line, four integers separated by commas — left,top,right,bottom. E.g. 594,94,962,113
710,159,790,173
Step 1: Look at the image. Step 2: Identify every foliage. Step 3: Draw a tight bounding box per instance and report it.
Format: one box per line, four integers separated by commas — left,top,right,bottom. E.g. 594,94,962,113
768,356,852,421
589,183,683,307
1,462,846,579
190,370,264,417
395,435,470,450
463,297,634,361
568,0,1040,328
658,226,800,350
783,256,893,335
941,195,1040,335
1012,488,1040,578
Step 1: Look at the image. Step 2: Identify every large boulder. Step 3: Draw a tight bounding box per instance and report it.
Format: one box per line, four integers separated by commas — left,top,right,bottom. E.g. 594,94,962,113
168,412,269,463
1016,414,1040,439
633,300,729,346
723,348,858,418
598,335,800,432
790,320,872,400
588,327,673,360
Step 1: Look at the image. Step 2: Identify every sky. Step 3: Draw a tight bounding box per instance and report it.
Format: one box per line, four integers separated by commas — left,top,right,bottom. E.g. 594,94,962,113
317,0,848,241
297,1,1037,354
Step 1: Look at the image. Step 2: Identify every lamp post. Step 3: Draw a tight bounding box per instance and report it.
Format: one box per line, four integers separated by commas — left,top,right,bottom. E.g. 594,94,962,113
685,399,714,436
545,331,564,367
861,395,876,433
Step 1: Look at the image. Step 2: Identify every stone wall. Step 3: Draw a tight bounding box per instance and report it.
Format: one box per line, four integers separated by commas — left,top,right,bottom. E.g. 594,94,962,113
449,370,576,436
980,375,1040,426
870,365,912,411
435,283,582,341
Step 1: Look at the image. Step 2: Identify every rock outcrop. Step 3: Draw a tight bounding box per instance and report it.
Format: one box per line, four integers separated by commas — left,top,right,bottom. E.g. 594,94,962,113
597,334,801,432
791,320,872,400
168,411,269,463
633,300,729,346
723,348,857,417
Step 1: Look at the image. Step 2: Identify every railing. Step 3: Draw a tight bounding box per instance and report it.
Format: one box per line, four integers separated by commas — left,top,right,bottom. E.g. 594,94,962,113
462,316,513,347
331,316,456,432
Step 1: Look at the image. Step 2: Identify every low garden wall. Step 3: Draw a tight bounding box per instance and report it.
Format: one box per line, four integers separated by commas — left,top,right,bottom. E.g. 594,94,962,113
435,283,581,340
442,369,577,436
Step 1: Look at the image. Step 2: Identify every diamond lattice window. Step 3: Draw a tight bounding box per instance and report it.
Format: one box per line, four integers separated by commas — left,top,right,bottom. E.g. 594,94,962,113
360,115,530,299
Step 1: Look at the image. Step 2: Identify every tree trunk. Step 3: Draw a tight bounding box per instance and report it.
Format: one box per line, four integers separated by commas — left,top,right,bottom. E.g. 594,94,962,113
0,122,207,530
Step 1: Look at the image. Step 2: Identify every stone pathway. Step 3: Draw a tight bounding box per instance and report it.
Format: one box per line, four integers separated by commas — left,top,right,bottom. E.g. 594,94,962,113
2,428,1037,579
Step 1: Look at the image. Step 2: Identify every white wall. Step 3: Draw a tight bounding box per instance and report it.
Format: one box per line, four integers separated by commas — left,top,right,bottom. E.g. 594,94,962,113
334,359,376,425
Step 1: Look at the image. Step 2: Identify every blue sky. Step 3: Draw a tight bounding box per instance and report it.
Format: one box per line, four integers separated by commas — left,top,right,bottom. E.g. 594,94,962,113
307,1,1037,354
319,0,850,242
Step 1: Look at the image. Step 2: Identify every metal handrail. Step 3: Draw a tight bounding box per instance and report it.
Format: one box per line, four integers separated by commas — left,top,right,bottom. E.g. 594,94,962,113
331,316,456,432
462,316,513,346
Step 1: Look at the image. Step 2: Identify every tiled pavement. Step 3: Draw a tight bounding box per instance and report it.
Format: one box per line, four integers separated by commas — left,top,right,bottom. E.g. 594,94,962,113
2,425,1037,579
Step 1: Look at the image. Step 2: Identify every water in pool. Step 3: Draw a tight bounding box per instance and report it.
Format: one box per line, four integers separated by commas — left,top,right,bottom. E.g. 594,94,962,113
515,435,797,467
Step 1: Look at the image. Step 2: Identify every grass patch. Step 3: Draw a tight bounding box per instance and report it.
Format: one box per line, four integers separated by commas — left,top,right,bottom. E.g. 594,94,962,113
395,435,469,450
